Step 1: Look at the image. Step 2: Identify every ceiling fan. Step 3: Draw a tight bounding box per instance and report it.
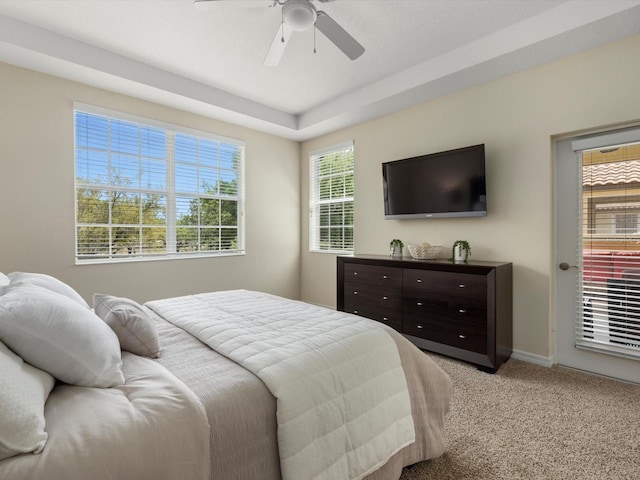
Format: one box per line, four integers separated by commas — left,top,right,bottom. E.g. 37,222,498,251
194,0,365,66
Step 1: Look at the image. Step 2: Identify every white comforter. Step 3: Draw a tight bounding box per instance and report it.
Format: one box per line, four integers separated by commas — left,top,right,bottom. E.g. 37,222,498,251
146,289,416,480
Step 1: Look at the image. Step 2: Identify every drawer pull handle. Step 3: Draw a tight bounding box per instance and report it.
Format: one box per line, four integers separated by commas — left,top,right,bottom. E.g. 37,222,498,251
417,302,423,306
458,284,466,288
354,310,358,314
383,275,388,279
383,317,389,321
353,272,358,276
417,325,424,329
459,308,467,314
353,291,358,295
459,334,466,339
383,296,388,300
417,279,422,283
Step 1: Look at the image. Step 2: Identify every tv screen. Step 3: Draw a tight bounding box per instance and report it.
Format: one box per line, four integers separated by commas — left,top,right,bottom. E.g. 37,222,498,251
383,144,487,219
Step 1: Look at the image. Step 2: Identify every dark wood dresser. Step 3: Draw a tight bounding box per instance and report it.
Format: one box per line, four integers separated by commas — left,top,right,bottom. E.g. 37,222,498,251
337,254,513,372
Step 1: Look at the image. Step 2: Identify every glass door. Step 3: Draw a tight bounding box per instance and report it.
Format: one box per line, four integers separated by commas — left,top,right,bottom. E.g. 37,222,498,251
555,130,640,384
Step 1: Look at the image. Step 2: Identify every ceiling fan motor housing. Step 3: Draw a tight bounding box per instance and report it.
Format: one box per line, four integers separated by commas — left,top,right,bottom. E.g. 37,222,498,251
283,0,317,31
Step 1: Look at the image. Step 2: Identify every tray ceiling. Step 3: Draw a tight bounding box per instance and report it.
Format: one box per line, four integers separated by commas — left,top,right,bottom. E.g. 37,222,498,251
1,0,639,140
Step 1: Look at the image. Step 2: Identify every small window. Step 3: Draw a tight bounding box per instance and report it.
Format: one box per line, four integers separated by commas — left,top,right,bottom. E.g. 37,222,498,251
309,142,354,253
74,105,244,263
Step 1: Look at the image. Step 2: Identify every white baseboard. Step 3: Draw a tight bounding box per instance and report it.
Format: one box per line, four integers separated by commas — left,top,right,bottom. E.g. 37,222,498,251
511,349,553,367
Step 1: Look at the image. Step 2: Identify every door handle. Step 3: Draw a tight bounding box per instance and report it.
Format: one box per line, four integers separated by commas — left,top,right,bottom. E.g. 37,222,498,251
559,262,579,271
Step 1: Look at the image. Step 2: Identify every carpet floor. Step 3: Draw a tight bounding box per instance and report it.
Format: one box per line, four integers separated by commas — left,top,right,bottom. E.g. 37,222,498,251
399,353,640,480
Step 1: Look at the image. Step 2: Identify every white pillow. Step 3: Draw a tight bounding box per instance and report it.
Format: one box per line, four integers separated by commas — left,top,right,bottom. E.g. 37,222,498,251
0,282,124,388
0,340,55,460
0,272,9,288
7,272,89,309
94,294,161,358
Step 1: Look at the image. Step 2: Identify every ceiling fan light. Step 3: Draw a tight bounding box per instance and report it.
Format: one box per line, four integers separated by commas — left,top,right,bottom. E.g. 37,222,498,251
283,0,317,32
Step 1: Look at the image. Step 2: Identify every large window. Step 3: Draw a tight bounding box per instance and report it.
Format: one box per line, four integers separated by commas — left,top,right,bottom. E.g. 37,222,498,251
309,142,354,253
74,105,244,263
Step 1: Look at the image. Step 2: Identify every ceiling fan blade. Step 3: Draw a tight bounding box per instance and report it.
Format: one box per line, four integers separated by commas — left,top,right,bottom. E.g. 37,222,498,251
315,11,364,60
264,23,293,67
194,0,278,11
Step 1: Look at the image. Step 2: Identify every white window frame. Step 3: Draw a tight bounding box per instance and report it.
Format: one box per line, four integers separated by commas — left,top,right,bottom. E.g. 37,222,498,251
74,103,245,264
309,141,355,253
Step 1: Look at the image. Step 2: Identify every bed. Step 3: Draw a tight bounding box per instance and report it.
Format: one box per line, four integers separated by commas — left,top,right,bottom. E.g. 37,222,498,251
0,272,452,480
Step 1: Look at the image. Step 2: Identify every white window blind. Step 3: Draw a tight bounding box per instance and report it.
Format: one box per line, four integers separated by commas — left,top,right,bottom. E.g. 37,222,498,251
74,106,244,263
575,133,640,360
309,142,354,253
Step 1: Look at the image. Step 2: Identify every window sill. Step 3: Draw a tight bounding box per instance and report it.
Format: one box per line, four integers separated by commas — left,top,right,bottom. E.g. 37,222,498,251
308,249,354,255
76,250,245,265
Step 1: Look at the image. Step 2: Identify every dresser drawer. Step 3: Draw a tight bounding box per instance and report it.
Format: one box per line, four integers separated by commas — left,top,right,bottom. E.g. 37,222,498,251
344,263,402,288
403,269,486,300
344,282,402,309
403,295,486,325
350,309,402,332
342,300,402,332
404,314,487,354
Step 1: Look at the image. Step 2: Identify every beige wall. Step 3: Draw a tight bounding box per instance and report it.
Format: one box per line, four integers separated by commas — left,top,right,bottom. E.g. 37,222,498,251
0,63,301,304
300,34,640,361
3,33,640,362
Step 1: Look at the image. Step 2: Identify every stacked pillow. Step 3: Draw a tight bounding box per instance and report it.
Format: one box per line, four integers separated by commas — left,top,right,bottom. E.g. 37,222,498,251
0,340,55,460
6,271,90,309
0,275,124,387
93,294,160,358
0,271,160,460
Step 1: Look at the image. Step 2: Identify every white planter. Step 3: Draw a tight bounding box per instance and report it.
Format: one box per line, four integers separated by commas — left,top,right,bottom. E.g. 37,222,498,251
454,245,469,262
390,245,403,257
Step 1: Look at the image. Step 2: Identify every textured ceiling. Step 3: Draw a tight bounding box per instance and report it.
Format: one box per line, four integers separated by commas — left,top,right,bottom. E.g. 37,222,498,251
1,0,640,140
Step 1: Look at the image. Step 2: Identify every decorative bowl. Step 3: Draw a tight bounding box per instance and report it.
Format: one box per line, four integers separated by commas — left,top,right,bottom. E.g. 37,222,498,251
407,244,442,260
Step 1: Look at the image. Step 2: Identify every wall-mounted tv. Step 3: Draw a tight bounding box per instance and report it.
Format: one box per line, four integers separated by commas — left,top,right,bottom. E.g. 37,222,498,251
383,144,487,219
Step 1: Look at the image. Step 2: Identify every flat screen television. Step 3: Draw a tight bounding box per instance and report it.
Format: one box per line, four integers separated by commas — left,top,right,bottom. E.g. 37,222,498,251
383,144,487,219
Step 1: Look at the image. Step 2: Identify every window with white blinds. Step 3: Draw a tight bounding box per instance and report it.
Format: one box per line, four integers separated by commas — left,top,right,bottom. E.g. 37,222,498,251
309,142,354,253
576,134,640,359
74,105,244,263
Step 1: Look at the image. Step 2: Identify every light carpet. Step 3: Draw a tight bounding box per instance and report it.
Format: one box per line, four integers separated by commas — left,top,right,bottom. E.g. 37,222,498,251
400,353,640,480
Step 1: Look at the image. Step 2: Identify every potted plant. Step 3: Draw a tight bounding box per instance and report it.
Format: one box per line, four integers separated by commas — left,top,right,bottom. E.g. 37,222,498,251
452,240,471,263
390,239,404,257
